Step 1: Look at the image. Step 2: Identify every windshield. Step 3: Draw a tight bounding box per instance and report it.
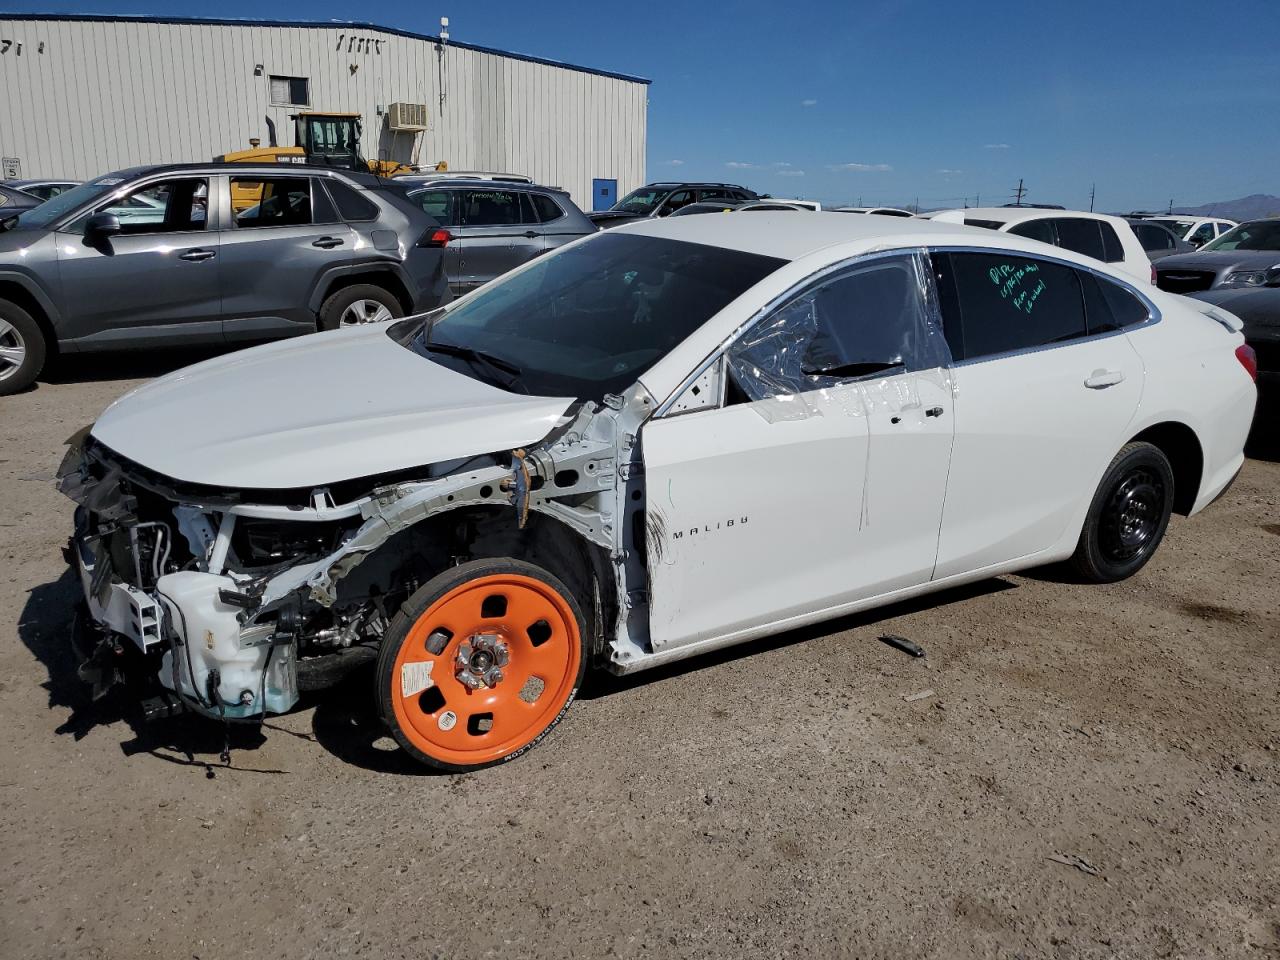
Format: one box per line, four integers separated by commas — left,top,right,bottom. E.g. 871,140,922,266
611,187,669,215
403,232,784,399
13,177,119,229
1202,220,1280,252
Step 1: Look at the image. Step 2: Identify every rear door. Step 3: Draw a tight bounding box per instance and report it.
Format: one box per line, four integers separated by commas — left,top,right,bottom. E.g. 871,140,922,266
929,250,1144,577
218,174,355,336
412,188,463,295
454,188,541,292
53,175,222,346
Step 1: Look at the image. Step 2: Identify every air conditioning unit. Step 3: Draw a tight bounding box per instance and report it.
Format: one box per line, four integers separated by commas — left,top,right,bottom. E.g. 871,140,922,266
388,102,430,132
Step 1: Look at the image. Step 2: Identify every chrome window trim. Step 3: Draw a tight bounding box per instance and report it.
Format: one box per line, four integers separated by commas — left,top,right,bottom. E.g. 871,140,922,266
925,244,1162,370
653,248,935,418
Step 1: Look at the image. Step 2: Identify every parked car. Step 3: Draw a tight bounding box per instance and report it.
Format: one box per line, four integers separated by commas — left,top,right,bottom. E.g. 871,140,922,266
0,183,44,215
669,200,747,217
929,207,1153,284
1153,219,1280,295
0,163,451,394
1126,218,1196,262
1145,216,1237,248
57,212,1255,771
7,178,81,202
588,182,757,228
833,206,915,217
765,198,822,211
405,180,595,296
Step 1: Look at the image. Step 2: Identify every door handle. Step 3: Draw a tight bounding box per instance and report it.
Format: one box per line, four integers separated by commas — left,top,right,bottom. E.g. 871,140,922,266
1084,369,1125,389
178,248,215,262
523,230,539,239
312,237,344,249
925,406,944,418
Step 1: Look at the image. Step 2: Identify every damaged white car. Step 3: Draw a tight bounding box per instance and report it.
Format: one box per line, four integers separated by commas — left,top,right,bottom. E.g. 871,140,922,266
58,213,1258,770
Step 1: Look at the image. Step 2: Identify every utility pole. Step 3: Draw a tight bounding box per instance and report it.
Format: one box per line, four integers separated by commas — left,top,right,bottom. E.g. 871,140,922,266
1089,183,1095,212
913,196,919,214
1168,198,1174,214
1012,178,1027,206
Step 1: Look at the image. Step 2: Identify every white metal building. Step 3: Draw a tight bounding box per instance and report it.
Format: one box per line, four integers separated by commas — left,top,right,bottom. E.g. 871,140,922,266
0,14,649,209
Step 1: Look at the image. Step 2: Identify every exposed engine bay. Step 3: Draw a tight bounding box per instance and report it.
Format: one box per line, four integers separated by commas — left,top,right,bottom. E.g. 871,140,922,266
57,388,655,724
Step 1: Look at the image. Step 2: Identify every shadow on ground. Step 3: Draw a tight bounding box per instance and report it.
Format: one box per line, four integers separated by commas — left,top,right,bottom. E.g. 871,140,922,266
41,345,241,385
1245,382,1279,462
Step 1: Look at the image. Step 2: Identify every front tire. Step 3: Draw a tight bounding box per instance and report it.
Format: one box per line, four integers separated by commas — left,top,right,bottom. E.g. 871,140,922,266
376,558,587,772
1071,442,1174,583
0,298,47,396
317,284,403,331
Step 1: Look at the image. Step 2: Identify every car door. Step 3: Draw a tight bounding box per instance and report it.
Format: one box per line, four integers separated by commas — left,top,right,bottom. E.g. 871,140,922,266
217,174,356,336
929,249,1144,579
453,188,541,293
53,175,222,345
642,252,954,653
412,187,463,295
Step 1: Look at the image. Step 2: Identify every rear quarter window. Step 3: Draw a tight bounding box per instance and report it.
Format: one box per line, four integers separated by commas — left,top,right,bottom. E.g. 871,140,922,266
1007,219,1054,244
1050,218,1106,261
325,179,380,221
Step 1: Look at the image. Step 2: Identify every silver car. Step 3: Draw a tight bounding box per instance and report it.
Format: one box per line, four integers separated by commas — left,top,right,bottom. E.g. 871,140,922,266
406,180,596,296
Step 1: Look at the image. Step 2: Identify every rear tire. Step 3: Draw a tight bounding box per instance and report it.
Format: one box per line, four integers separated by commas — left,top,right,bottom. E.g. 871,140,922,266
1070,442,1174,583
0,298,46,395
317,283,403,331
376,558,587,772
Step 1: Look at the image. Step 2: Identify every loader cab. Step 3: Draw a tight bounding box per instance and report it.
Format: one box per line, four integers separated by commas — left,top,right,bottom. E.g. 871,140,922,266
294,113,367,171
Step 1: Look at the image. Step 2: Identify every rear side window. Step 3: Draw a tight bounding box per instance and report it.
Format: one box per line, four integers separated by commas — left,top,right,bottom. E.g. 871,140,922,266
460,189,522,226
413,189,457,226
1007,219,1054,244
931,251,1088,360
1134,224,1172,252
325,179,380,221
1099,222,1123,262
965,218,1007,231
1050,218,1105,261
232,177,312,228
524,193,564,223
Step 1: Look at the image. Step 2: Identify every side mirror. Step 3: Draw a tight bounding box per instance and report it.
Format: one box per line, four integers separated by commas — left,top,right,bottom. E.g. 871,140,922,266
85,212,121,240
1265,266,1280,288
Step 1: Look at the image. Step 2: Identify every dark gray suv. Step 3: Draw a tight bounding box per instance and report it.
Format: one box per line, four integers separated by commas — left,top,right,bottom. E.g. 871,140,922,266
405,180,596,296
0,163,451,394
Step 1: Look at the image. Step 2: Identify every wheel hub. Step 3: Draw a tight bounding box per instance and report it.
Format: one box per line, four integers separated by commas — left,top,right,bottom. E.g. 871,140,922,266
1102,469,1164,562
455,633,509,690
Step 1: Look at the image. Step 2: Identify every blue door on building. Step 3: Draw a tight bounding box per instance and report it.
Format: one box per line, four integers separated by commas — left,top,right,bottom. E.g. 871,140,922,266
592,178,617,211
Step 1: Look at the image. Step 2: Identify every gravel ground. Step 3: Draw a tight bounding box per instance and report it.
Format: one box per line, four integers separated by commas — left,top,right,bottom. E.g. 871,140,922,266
2,353,1278,960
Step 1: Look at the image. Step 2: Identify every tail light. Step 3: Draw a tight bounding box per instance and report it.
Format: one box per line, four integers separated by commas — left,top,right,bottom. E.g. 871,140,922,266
1235,344,1258,382
417,228,451,248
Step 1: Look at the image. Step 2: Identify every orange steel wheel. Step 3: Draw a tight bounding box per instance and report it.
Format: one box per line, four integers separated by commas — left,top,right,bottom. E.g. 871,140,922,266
376,559,586,771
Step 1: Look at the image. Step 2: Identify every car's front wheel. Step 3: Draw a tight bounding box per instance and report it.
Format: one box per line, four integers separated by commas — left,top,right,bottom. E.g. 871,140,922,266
1071,441,1175,583
376,559,587,771
317,283,404,331
0,298,47,396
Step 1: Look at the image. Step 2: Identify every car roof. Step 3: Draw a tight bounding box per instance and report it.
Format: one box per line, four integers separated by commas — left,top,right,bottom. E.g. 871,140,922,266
939,206,1129,226
402,179,567,195
617,209,1057,262
89,163,386,186
641,182,749,190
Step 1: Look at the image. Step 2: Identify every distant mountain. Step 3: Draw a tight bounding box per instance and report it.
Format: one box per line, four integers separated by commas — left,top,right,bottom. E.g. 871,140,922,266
1169,194,1280,222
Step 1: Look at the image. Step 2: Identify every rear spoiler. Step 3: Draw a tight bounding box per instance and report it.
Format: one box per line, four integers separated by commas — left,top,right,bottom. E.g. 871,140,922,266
1193,301,1244,333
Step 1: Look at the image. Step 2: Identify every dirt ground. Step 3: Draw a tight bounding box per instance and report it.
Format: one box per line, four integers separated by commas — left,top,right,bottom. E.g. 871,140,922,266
2,352,1278,960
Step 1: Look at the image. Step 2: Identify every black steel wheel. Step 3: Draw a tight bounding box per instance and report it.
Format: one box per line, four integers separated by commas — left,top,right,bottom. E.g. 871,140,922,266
1071,442,1175,583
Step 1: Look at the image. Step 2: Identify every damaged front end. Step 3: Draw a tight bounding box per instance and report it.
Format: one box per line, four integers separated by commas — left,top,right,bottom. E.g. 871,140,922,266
56,389,653,724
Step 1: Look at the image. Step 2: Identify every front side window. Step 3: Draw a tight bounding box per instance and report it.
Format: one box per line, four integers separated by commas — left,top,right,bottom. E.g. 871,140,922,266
91,178,208,235
403,233,784,399
460,190,522,226
931,251,1089,361
269,75,310,107
727,254,950,403
232,177,312,228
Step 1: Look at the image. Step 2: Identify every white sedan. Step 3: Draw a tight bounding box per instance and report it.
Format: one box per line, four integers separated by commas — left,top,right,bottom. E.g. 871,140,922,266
58,213,1257,771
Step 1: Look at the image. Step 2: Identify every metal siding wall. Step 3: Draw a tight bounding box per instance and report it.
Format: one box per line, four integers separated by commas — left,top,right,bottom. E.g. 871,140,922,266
0,18,645,207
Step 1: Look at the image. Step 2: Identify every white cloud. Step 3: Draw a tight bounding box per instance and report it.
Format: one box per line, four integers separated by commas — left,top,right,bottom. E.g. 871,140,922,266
725,161,755,169
773,161,792,167
665,159,685,166
983,143,1010,149
827,162,893,173
801,99,818,107
936,168,962,175
777,169,806,177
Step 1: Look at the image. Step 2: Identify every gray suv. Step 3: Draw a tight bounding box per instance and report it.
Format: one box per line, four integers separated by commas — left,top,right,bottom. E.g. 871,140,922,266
0,163,451,394
405,180,596,296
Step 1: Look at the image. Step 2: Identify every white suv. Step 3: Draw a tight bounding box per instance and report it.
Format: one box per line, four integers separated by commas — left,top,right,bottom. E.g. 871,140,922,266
928,207,1153,284
1145,216,1237,248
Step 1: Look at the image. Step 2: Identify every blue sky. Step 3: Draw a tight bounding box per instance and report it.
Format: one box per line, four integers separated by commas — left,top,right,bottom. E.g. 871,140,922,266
17,0,1280,209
